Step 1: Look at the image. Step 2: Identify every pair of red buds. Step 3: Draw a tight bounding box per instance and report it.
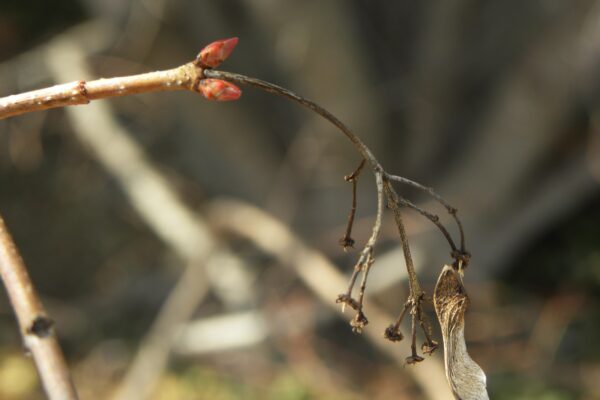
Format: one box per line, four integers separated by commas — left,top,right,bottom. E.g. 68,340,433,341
195,37,241,101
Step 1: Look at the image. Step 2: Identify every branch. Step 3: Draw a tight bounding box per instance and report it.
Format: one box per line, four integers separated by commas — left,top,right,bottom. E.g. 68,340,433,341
386,173,466,252
395,193,458,253
383,181,421,297
0,37,243,120
336,170,384,333
0,64,205,120
0,215,78,400
203,69,383,171
339,158,366,250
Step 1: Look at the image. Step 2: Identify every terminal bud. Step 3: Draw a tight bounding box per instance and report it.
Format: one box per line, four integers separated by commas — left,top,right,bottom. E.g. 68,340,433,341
196,37,239,68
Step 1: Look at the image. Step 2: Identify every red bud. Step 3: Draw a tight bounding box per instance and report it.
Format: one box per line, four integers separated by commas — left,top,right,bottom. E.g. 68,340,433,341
198,79,241,101
196,37,239,68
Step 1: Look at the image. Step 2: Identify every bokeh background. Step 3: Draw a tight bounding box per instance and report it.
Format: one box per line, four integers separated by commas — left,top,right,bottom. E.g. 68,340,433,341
1,0,600,399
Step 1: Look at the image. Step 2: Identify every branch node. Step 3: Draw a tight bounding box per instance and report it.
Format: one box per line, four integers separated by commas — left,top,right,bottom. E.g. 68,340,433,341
27,315,55,338
77,80,89,100
451,250,471,268
335,294,359,311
